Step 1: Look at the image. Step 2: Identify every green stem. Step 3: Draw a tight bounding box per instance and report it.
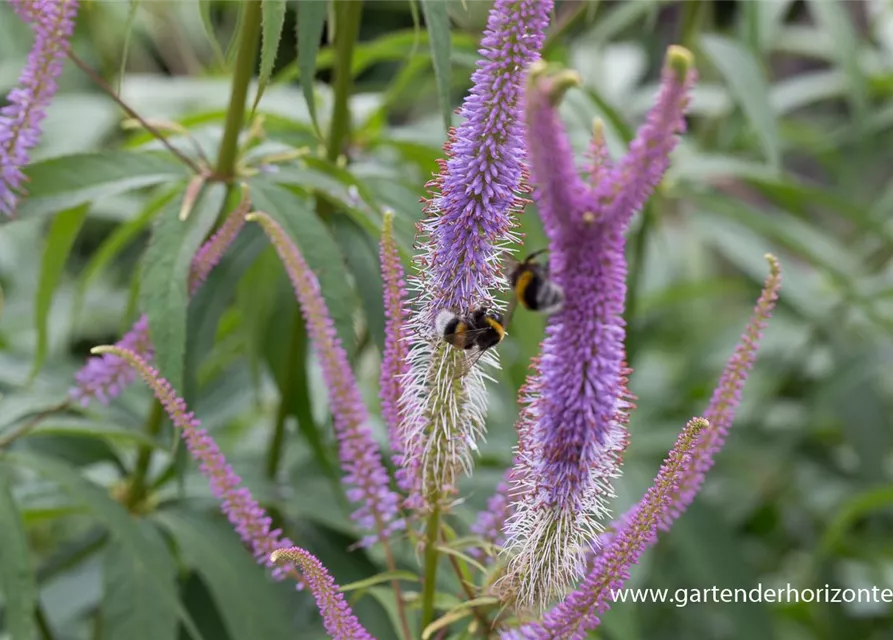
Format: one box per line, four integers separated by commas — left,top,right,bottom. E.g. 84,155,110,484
679,0,710,50
327,0,364,165
126,400,164,509
420,504,442,631
215,0,262,180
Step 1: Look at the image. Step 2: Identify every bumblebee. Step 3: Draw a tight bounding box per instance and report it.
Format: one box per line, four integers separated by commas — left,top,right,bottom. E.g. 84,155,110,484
435,306,505,375
507,249,565,317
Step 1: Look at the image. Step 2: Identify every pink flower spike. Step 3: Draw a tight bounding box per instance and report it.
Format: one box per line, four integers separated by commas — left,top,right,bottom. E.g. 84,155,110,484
664,253,782,526
271,547,375,640
89,345,300,586
188,183,250,295
378,212,410,467
247,211,403,546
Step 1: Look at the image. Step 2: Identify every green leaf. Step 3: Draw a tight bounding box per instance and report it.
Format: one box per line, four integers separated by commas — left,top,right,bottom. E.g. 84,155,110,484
100,526,178,640
154,507,295,640
28,417,163,449
340,570,419,593
0,467,38,640
185,223,268,399
589,0,661,44
74,188,178,324
819,486,893,558
140,183,225,392
249,178,359,357
700,34,781,171
420,0,453,133
331,216,386,355
297,0,328,136
30,204,89,380
253,0,287,114
807,0,868,124
5,451,204,639
197,0,227,69
14,151,189,220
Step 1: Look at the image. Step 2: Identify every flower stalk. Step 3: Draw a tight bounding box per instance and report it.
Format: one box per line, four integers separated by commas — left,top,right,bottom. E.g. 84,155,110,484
215,0,262,180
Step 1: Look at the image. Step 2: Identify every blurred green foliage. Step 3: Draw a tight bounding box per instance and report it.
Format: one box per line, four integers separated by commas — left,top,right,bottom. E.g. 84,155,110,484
1,1,892,639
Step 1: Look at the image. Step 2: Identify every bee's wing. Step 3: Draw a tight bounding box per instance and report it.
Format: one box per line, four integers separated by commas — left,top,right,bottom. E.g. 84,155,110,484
454,348,487,379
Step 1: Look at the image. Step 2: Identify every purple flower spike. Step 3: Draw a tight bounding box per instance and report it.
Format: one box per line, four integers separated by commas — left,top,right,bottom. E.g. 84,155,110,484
378,212,408,452
271,547,375,640
664,253,782,526
506,418,709,639
188,183,250,295
248,211,402,546
71,187,250,406
596,46,697,230
401,0,552,509
1,0,78,217
500,48,695,609
71,315,154,406
90,345,300,586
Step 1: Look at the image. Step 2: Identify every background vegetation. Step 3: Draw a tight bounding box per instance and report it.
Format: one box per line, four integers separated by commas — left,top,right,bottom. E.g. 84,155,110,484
1,1,892,638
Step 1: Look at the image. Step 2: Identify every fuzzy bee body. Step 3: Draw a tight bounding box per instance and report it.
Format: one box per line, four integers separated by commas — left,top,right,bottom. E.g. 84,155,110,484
507,250,565,316
435,307,505,375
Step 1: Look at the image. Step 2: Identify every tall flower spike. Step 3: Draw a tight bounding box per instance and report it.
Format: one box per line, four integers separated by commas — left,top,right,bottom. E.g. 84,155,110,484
500,48,696,609
663,253,782,526
247,211,402,547
89,346,299,585
378,211,417,499
378,213,408,452
71,185,251,406
582,255,782,568
505,418,709,639
271,547,375,640
401,0,552,509
1,0,78,216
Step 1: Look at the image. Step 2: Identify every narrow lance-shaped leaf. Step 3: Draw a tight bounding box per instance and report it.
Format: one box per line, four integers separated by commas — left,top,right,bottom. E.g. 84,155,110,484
72,185,249,406
700,34,780,171
297,0,328,136
139,183,225,391
5,451,205,639
0,466,38,640
253,0,287,114
30,203,88,379
420,0,453,133
13,151,188,221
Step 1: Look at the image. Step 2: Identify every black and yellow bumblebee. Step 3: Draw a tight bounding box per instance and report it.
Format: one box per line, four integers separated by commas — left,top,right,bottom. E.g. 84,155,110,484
506,249,565,317
435,306,506,375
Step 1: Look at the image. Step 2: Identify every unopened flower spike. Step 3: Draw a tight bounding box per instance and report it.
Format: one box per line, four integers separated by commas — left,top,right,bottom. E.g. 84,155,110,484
247,211,402,546
270,547,375,640
1,0,79,216
506,418,708,638
89,345,300,585
499,46,696,609
71,184,251,406
400,0,553,511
